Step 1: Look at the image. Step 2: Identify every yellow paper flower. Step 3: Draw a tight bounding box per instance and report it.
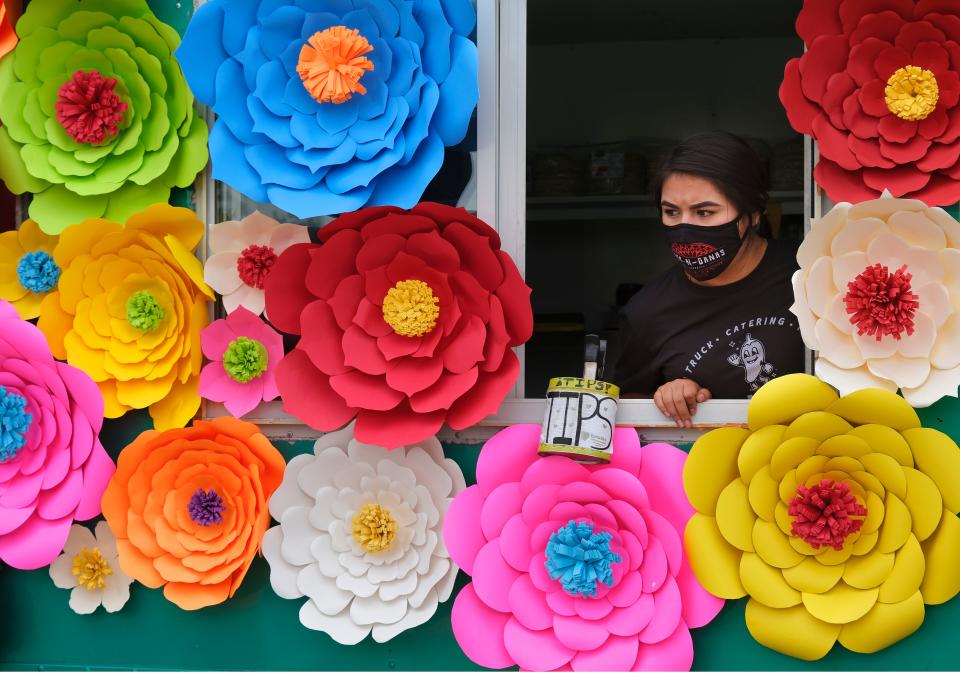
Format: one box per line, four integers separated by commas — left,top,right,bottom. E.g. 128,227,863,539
0,220,59,319
37,204,213,430
683,374,960,660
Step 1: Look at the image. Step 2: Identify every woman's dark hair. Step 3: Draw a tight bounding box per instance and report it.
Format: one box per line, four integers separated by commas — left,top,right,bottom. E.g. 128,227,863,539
652,131,772,238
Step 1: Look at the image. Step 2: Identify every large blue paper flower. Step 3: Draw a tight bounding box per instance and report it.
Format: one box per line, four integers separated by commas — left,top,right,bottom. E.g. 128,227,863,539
176,0,478,217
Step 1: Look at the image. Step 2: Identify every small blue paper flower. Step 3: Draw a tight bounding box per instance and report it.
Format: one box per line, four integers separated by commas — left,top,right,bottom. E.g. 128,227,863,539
544,520,622,598
0,386,32,463
176,0,478,218
16,251,61,294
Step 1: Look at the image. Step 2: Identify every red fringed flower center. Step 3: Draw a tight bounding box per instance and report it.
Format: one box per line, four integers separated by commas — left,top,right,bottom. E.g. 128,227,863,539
56,70,127,145
843,263,919,340
789,480,867,551
237,245,278,289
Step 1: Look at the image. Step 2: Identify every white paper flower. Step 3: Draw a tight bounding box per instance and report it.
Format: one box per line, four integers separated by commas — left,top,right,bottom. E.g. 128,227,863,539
791,190,960,407
48,522,134,614
262,422,466,644
203,212,310,315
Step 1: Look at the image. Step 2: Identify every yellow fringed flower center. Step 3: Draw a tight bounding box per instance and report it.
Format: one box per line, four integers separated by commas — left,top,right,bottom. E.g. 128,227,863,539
381,279,440,337
885,65,939,121
72,547,112,590
352,503,398,552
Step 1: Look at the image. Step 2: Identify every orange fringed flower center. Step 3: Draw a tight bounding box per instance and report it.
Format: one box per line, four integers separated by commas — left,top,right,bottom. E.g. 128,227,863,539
297,26,375,104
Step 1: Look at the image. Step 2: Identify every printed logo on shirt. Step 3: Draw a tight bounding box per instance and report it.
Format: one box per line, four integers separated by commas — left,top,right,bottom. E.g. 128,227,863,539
682,314,798,380
727,333,777,392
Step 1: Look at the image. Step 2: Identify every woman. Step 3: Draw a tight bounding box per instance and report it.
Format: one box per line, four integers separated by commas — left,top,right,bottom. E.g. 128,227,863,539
613,131,805,427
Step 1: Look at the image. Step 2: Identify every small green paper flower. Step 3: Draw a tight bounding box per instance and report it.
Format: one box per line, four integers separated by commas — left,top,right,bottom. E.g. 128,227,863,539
0,0,208,234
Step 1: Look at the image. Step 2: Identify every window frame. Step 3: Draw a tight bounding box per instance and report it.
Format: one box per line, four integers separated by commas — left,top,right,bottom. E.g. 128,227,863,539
480,0,817,441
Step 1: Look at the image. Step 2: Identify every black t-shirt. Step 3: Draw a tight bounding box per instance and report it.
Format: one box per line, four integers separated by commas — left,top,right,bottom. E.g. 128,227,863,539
613,239,805,398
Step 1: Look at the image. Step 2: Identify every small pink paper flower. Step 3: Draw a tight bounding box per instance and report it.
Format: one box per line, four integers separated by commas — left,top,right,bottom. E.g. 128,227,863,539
444,425,723,672
203,212,310,315
199,307,283,417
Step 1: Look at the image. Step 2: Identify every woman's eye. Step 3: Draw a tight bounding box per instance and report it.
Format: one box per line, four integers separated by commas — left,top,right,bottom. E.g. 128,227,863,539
663,209,679,217
697,210,714,218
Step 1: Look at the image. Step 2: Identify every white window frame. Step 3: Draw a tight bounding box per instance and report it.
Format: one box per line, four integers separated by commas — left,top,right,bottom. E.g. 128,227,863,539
475,0,818,443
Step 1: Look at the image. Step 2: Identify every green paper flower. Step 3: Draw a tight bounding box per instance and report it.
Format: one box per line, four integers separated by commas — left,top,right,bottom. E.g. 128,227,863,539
0,0,208,234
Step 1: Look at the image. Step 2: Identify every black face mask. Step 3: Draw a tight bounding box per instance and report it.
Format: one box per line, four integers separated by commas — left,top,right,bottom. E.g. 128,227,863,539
662,216,745,281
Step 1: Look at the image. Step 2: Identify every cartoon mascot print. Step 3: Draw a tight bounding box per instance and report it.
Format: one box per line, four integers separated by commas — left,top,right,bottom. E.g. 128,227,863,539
727,333,776,392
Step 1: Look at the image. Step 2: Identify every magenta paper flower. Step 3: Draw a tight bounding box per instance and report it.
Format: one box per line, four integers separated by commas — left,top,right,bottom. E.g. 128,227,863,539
444,425,723,671
199,307,283,418
0,299,114,570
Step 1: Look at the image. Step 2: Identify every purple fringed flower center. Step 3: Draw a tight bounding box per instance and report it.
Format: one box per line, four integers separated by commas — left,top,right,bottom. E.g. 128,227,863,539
187,488,225,526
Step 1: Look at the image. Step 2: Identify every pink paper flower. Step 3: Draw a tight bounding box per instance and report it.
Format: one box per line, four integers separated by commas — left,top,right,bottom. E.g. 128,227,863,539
444,425,723,672
203,212,311,315
199,307,283,418
0,299,114,570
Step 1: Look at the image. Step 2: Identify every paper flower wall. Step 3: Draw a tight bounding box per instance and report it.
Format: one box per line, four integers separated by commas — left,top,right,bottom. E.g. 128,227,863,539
199,307,282,418
791,192,960,407
780,0,960,205
445,425,724,671
262,421,465,644
264,203,532,447
176,0,478,217
49,522,134,614
203,212,310,315
101,418,285,610
0,298,114,570
0,0,208,234
0,219,59,319
37,204,213,430
684,373,960,660
0,0,17,60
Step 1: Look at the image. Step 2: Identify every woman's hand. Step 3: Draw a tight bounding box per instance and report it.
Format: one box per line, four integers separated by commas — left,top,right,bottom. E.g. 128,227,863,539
654,378,712,428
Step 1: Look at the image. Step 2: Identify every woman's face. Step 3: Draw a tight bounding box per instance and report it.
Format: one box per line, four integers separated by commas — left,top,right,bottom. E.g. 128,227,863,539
660,173,739,227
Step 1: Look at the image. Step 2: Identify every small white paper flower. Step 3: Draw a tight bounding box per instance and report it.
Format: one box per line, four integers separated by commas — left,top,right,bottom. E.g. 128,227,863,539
203,211,310,315
48,522,134,614
791,190,960,407
262,422,466,644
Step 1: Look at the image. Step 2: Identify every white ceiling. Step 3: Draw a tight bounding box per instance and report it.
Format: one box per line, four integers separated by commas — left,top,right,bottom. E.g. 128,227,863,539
528,0,804,43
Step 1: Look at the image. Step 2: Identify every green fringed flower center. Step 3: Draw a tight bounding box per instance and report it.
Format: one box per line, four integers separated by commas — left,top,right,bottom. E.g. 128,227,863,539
126,291,165,331
223,337,268,383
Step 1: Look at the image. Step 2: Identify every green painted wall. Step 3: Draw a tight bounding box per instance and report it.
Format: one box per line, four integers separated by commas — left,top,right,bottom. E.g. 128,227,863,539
4,397,960,670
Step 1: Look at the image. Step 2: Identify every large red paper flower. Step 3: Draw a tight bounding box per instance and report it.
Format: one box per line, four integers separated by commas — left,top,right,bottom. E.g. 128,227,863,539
264,203,532,447
780,0,960,205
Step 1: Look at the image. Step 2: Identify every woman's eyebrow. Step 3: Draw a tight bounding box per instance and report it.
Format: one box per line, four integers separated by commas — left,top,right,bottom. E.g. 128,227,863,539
690,201,721,208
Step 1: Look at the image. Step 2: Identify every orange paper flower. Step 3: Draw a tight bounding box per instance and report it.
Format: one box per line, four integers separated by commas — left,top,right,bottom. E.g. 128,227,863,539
101,418,285,610
0,0,16,61
37,204,214,430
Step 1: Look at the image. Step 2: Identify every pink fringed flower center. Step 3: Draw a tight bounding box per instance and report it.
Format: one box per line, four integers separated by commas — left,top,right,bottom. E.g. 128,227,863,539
56,70,127,145
843,263,919,340
237,245,278,289
789,479,867,550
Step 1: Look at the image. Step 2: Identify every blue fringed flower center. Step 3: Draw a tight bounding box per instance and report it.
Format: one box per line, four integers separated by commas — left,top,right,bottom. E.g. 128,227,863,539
0,387,32,462
544,520,621,598
16,251,61,294
187,488,225,526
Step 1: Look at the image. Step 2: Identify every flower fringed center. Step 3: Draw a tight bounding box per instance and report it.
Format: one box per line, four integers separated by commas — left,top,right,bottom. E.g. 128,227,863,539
187,488,226,526
0,386,31,463
789,480,867,551
545,520,622,598
72,547,112,590
237,244,277,289
844,263,919,340
16,251,61,293
222,337,268,383
126,290,165,331
56,70,128,145
886,65,940,121
352,503,398,552
297,26,375,104
382,279,440,337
